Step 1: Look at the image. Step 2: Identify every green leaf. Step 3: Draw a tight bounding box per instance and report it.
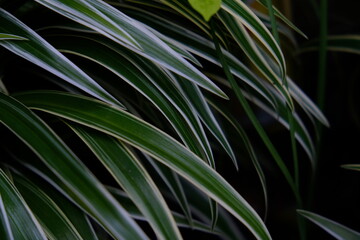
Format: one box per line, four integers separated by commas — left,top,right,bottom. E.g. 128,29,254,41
0,169,47,240
221,0,287,85
0,33,27,41
69,124,182,240
35,0,228,98
15,90,272,240
0,93,148,240
0,9,122,107
298,210,360,240
341,164,360,171
121,10,278,108
140,153,193,226
175,77,237,168
50,34,212,165
301,35,360,55
217,10,293,108
255,0,307,39
108,187,215,235
207,98,268,219
0,194,14,240
210,25,300,203
13,174,84,240
188,0,222,21
7,156,98,240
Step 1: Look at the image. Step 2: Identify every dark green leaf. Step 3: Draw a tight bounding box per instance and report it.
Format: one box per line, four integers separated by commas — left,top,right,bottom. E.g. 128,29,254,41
0,93,148,240
298,210,360,240
15,90,271,240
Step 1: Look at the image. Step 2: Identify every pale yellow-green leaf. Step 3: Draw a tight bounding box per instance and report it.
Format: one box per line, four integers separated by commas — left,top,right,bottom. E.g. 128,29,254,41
188,0,222,21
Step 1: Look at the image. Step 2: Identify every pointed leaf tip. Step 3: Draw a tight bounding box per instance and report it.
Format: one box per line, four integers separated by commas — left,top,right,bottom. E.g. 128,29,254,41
188,0,222,21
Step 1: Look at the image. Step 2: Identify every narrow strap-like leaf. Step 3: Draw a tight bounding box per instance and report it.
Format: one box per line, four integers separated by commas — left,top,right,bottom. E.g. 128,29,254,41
0,169,47,240
255,0,307,39
341,164,360,171
15,90,272,240
298,210,360,240
108,187,215,235
69,124,183,240
35,0,227,98
0,9,122,107
0,93,148,240
50,34,212,165
301,35,360,55
121,10,277,108
222,0,286,83
217,10,293,108
13,174,84,240
141,153,193,226
210,23,300,204
207,99,268,220
0,33,27,41
0,194,14,240
175,77,237,169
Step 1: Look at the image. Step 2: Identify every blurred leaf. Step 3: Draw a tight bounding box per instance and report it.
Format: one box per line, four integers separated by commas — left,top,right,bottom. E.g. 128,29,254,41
301,35,360,54
0,33,27,40
256,0,307,39
341,164,360,171
15,90,272,240
298,210,360,240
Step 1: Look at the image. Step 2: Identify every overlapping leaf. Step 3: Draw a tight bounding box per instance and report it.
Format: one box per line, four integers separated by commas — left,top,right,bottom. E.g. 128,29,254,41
15,90,272,240
69,124,182,240
0,9,121,107
298,210,360,240
35,0,227,98
13,174,84,240
49,34,212,164
0,169,47,240
0,93,148,240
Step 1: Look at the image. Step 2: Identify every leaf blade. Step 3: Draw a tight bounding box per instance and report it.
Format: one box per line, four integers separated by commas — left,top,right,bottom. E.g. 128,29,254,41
0,93,148,240
15,90,272,240
298,210,360,240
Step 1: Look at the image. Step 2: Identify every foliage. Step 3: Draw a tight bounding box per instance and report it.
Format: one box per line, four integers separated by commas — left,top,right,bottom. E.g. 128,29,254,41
0,0,358,239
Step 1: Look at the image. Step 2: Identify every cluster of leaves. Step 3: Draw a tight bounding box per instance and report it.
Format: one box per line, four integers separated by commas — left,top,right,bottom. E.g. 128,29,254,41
0,0,358,239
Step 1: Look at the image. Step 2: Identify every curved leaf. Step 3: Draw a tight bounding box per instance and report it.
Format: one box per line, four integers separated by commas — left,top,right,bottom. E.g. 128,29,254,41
298,210,360,240
0,33,27,41
341,164,360,171
13,174,84,240
0,9,121,107
0,93,148,240
0,169,47,240
69,124,183,240
0,194,14,240
222,0,286,83
50,34,212,165
301,35,360,55
15,90,272,240
35,0,227,98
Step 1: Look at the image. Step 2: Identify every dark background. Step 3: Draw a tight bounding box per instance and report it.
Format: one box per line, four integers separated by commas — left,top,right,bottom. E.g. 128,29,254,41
0,0,359,239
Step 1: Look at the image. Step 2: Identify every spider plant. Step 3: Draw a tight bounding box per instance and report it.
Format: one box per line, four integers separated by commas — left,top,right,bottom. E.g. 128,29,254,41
1,0,356,239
